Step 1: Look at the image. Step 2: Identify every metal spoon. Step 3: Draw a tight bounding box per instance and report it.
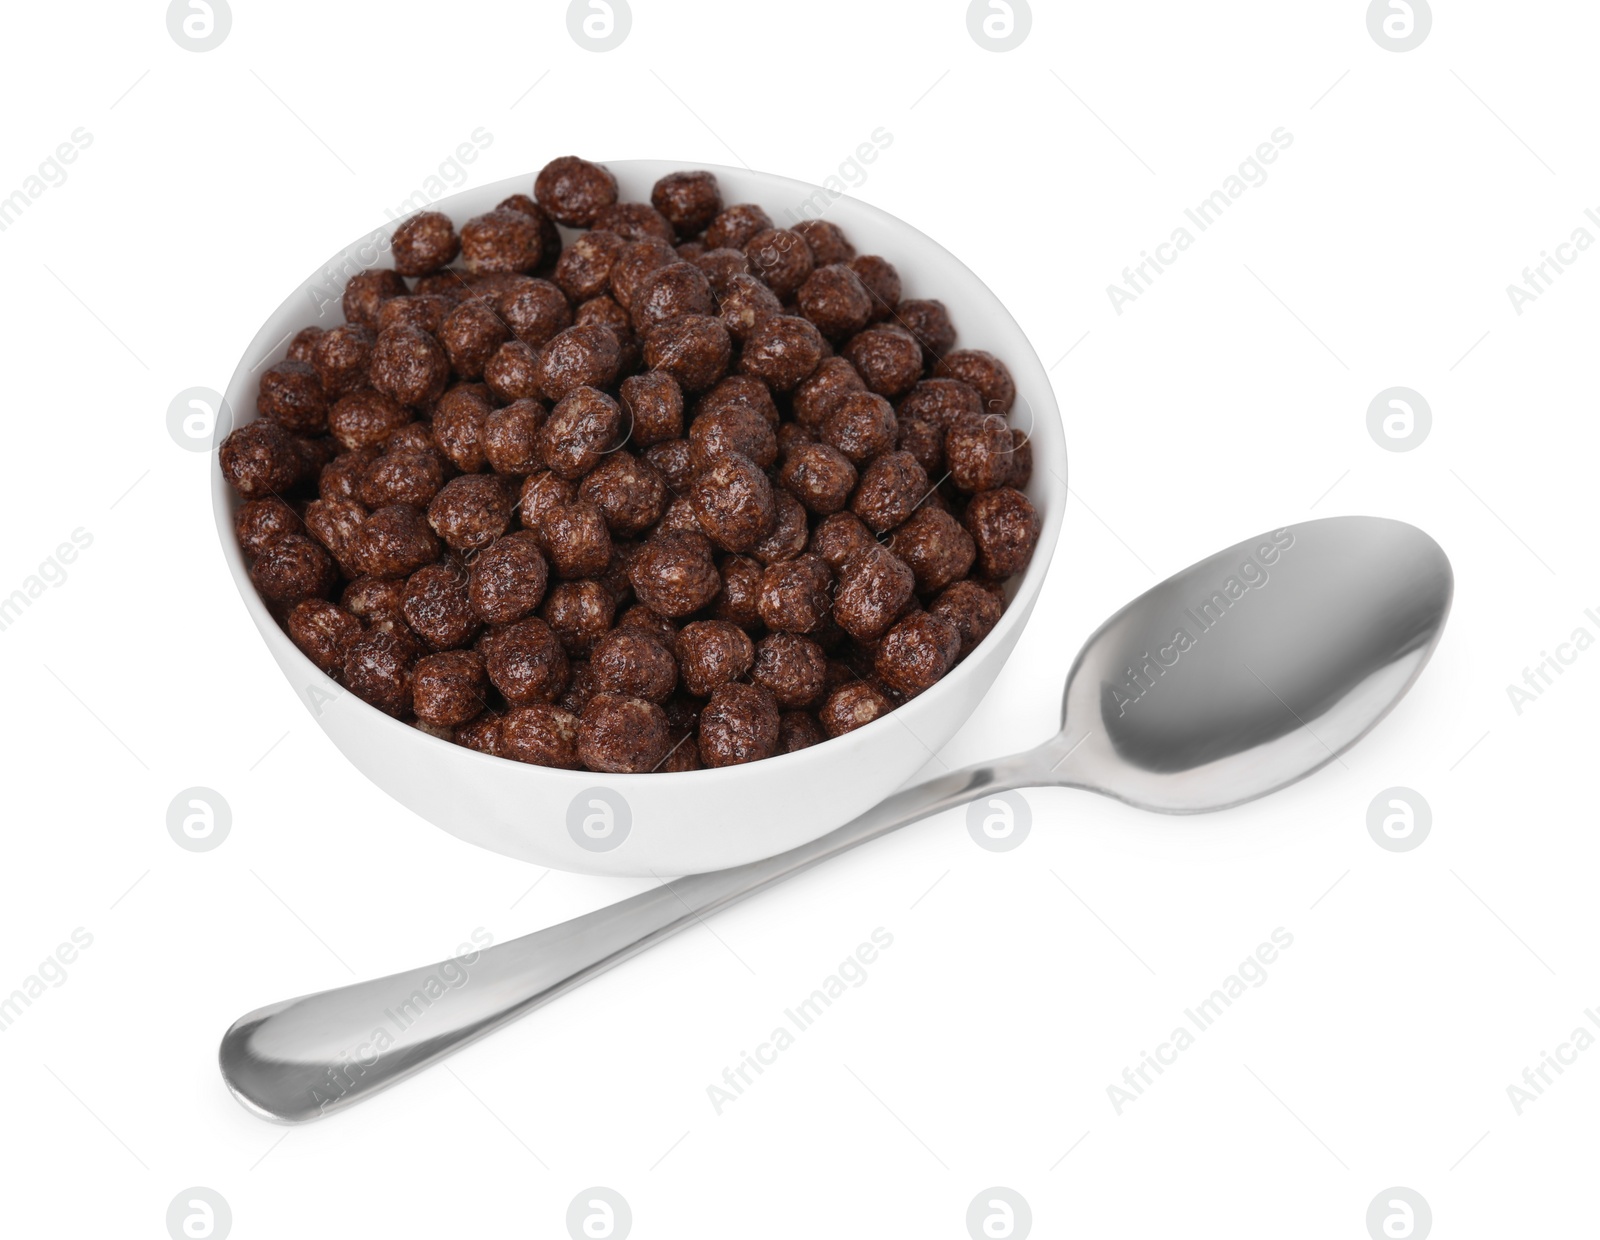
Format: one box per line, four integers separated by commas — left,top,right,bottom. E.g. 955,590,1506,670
221,514,1452,1123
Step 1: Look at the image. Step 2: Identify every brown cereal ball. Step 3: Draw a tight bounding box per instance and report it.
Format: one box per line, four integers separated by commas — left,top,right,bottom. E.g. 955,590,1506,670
538,500,613,578
235,496,302,558
250,533,336,606
712,554,765,631
535,156,618,227
382,421,438,456
674,620,754,697
482,400,546,476
778,442,857,515
609,238,678,311
876,612,960,696
575,293,632,337
834,543,914,641
536,325,622,403
842,325,923,399
705,203,774,251
518,470,577,535
642,439,695,492
616,601,679,648
258,359,328,435
651,170,722,237
429,385,490,472
353,504,440,578
693,247,750,296
698,374,779,426
752,632,827,708
342,574,406,626
619,371,684,448
689,405,777,471
740,314,826,392
631,261,715,333
809,511,876,571
392,210,460,277
778,710,825,752
964,487,1040,578
851,450,930,533
578,693,670,773
757,554,833,633
643,314,731,392
287,598,361,672
656,495,700,543
698,682,780,767
898,377,983,432
377,293,453,336
483,616,569,706
536,386,619,479
792,356,867,430
497,278,572,348
579,451,668,535
676,241,703,260
413,649,488,726
402,560,480,650
221,421,301,499
848,255,902,322
411,268,476,299
468,531,549,625
456,710,504,756
554,229,627,302
483,341,543,403
304,497,368,574
343,268,407,330
287,325,323,364
295,434,340,484
935,348,1016,416
628,529,721,617
1008,430,1033,489
590,627,677,703
797,264,872,340
554,660,596,715
793,219,855,266
540,581,615,658
887,505,975,594
327,391,407,453
896,416,944,478
343,626,417,716
819,681,892,737
776,422,814,463
311,324,376,397
437,299,509,381
371,325,450,409
692,452,776,553
895,299,956,364
426,475,514,554
821,390,897,465
592,201,676,246
752,488,809,565
716,273,783,341
945,414,1014,493
745,228,814,298
501,704,582,768
660,731,703,771
503,195,563,273
929,579,1003,657
461,208,541,275
359,449,445,509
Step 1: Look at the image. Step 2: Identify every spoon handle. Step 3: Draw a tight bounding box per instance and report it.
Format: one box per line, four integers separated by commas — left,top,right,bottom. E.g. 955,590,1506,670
220,749,1044,1122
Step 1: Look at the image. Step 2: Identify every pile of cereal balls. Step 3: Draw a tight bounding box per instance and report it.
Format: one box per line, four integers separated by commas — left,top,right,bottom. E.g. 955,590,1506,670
221,156,1041,774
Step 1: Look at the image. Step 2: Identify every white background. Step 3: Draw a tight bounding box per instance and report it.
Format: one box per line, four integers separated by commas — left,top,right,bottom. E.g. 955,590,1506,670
1,1,1595,1236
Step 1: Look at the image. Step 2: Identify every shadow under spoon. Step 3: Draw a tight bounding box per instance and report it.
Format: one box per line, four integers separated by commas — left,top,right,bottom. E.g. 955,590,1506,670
221,513,1452,1122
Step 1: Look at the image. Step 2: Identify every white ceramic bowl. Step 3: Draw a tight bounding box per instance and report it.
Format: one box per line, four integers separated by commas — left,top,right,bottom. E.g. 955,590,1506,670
215,160,1065,876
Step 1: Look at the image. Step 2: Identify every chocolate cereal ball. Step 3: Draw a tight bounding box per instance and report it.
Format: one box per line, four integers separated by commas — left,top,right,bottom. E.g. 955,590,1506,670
403,560,480,650
305,497,368,574
343,627,417,717
220,421,301,499
287,325,323,363
371,325,450,409
287,598,360,672
413,649,488,726
712,554,764,631
745,228,814,298
591,627,677,703
740,315,826,392
821,391,897,465
537,325,622,402
258,359,327,434
793,219,855,266
327,390,407,452
483,616,569,705
699,682,780,767
456,710,504,756
752,632,827,708
848,255,902,321
592,202,676,246
251,534,336,606
809,511,876,571
895,299,956,363
428,475,515,554
673,620,754,697
342,574,406,626
651,170,722,237
311,323,375,396
483,399,546,475
354,504,440,578
875,611,960,696
693,247,750,296
235,496,302,558
554,230,627,302
797,264,873,340
628,530,721,617
609,238,677,311
392,210,461,277
541,580,615,655
964,486,1040,578
359,448,446,509
929,579,1003,656
778,442,857,515
642,439,695,492
752,489,809,565
631,261,715,332
438,299,510,380
378,293,453,335
705,203,774,251
689,404,776,471
343,268,407,330
716,273,783,341
934,348,1015,416
757,554,833,634
945,414,1014,493
850,450,929,533
834,543,914,641
536,156,618,227
539,500,614,578
580,451,668,535
692,452,776,553
483,340,543,403
501,704,582,768
540,386,622,479
888,505,976,594
618,371,684,447
498,278,572,347
643,314,731,392
819,680,892,738
518,471,577,535
778,710,826,752
697,374,779,426
468,531,549,625
430,384,491,472
461,207,541,274
899,377,983,431
842,325,923,399
578,693,671,773
792,356,867,430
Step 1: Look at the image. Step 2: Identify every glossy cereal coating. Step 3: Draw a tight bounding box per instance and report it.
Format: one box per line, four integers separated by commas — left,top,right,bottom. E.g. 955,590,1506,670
888,505,975,595
797,264,873,340
895,299,956,364
793,219,855,266
758,554,833,634
739,315,825,392
498,278,572,347
847,255,902,322
483,616,569,706
304,498,368,575
716,273,783,342
821,391,897,465
834,543,914,641
643,314,731,392
934,348,1016,416
875,611,960,696
698,682,780,767
778,710,826,752
538,500,614,578
250,534,336,606
609,239,678,312
578,692,671,773
354,504,440,578
580,451,668,536
378,293,453,335
631,262,715,332
628,530,721,617
591,627,678,703
501,704,583,768
675,619,755,696
482,399,546,475
428,475,515,553
343,269,407,329
221,421,301,499
402,561,480,650
842,325,923,398
819,680,892,737
554,230,627,301
592,202,676,246
413,649,488,726
343,626,417,716
541,579,615,655
945,414,1015,493
705,203,774,251
311,324,375,395
651,170,722,237
461,208,542,274
482,340,542,403
619,371,684,448
536,156,618,227
258,359,327,434
850,450,929,534
753,632,828,708
745,229,814,298
792,356,867,430
392,211,461,277
371,325,450,408
539,386,622,479
235,497,302,558
288,598,361,672
964,487,1041,579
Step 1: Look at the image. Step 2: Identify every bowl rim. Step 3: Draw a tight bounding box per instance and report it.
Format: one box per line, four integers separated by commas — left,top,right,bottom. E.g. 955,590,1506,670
213,158,1067,786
